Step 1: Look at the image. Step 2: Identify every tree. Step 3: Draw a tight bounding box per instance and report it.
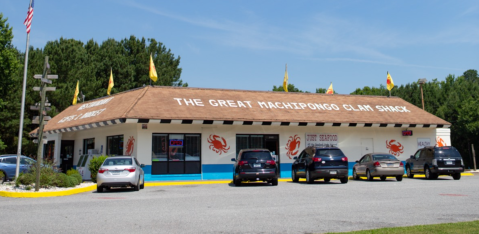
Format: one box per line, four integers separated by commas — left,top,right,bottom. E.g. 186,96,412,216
272,84,307,93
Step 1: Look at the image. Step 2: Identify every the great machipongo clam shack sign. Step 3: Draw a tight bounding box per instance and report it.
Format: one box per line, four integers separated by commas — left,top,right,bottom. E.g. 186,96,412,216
33,86,451,180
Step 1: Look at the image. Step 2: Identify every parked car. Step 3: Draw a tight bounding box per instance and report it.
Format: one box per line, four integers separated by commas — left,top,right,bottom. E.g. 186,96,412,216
405,146,464,180
291,146,349,184
352,153,404,181
231,149,278,186
0,155,35,183
96,156,145,192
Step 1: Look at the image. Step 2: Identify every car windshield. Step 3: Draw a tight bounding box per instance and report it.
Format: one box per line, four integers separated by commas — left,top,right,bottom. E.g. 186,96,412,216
435,147,462,158
372,154,397,161
241,151,272,160
103,158,133,166
315,149,344,157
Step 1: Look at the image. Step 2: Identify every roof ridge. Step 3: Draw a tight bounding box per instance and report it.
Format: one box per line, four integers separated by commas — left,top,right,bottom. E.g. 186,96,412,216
122,86,149,118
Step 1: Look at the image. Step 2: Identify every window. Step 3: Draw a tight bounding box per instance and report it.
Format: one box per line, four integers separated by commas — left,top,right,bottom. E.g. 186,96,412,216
83,138,95,155
107,135,123,156
151,133,201,174
103,158,132,166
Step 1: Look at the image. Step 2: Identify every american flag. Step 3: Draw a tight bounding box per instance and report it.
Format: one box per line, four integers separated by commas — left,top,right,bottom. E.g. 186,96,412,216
23,0,34,33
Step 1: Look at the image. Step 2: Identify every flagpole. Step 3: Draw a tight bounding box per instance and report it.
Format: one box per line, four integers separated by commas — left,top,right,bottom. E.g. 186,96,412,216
15,0,34,179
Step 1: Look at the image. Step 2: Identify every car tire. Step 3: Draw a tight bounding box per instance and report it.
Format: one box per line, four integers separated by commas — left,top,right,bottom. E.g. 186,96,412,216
340,177,348,184
425,167,432,180
292,169,299,182
396,175,403,181
97,185,103,193
453,173,461,180
234,175,241,186
353,169,359,180
324,178,331,183
406,166,414,178
380,176,386,181
140,177,145,189
271,178,278,186
306,169,313,184
366,170,373,181
134,179,140,191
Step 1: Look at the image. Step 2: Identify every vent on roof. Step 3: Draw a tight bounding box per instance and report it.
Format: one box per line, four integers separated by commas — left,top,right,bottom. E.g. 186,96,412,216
243,121,253,125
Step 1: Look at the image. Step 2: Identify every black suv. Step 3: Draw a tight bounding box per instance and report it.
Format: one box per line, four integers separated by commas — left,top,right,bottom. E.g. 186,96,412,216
405,146,464,180
291,146,349,184
231,149,278,186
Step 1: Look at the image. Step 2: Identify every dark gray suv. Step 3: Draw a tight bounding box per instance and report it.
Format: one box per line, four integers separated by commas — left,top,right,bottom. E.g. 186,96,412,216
405,146,464,180
231,149,278,186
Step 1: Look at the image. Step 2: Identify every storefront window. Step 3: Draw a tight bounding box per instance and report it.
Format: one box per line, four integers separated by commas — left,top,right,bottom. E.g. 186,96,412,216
169,134,184,161
151,133,201,174
83,138,95,155
185,134,201,161
152,134,168,161
107,135,123,156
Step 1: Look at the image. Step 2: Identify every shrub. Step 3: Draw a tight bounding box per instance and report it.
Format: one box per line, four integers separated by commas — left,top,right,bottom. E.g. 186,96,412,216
40,173,53,188
55,173,71,188
71,173,82,185
66,168,80,176
17,172,35,186
88,155,108,183
0,171,4,182
67,175,77,187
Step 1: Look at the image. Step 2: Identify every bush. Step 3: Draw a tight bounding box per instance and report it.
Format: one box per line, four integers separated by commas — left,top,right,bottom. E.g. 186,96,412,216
55,173,73,188
71,173,82,185
17,172,35,186
88,155,108,183
66,168,80,176
0,171,4,182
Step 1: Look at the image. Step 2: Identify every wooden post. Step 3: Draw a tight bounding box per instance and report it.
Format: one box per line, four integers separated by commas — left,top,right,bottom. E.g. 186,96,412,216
472,144,477,171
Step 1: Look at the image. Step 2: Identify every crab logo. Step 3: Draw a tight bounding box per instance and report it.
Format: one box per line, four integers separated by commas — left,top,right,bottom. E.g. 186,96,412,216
436,137,446,147
386,139,404,157
286,135,301,159
125,136,135,156
207,134,230,155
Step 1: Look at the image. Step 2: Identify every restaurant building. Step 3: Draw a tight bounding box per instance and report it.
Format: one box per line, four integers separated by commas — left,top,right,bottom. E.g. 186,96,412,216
33,86,451,181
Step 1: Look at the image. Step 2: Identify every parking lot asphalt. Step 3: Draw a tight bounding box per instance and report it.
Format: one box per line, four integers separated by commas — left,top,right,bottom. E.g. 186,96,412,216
1,174,479,233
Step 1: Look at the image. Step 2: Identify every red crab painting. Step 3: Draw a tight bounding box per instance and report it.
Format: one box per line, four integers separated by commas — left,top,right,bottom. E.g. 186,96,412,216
436,137,446,147
286,135,301,159
386,139,404,157
207,134,230,155
125,136,135,156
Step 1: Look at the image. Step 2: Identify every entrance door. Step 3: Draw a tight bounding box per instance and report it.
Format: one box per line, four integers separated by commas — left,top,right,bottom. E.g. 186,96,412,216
264,135,280,174
361,138,373,156
60,140,74,173
236,134,280,177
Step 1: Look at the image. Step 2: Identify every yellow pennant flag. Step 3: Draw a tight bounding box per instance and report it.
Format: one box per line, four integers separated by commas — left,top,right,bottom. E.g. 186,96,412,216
72,80,79,105
387,71,394,91
149,54,158,82
107,68,114,95
283,64,288,92
326,82,333,94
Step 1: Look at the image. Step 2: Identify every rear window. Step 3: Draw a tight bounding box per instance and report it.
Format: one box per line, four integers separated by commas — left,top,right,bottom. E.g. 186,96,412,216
103,158,133,166
240,151,272,160
435,147,462,158
315,149,345,157
372,154,397,161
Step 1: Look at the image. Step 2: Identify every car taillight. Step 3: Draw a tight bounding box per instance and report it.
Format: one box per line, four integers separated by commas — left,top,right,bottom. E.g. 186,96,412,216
400,162,404,166
238,161,248,166
266,160,276,165
98,168,108,173
313,157,322,162
341,157,348,162
373,161,381,167
125,167,136,172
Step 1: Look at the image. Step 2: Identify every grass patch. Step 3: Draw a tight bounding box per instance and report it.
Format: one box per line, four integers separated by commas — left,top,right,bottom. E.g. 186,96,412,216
328,220,479,234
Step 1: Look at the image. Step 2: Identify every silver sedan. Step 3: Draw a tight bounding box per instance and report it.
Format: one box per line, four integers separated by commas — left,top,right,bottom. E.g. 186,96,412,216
96,156,145,192
352,153,404,181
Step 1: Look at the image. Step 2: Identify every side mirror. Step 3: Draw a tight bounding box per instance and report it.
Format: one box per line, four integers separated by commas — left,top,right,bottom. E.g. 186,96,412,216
355,160,359,163
231,158,236,162
293,157,297,160
140,164,145,168
410,155,414,159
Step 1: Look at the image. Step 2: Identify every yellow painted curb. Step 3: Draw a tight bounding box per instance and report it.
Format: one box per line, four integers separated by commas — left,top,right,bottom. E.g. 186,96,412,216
0,184,97,198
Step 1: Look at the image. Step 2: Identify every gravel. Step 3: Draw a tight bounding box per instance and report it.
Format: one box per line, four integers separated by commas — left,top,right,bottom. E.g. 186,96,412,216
0,181,95,193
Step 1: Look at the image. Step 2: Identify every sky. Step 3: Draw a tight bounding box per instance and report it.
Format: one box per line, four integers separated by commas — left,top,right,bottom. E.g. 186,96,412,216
1,0,478,94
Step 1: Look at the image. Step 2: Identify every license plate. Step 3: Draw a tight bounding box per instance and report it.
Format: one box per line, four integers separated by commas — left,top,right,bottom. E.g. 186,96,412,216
387,163,393,167
446,161,454,165
253,164,261,168
330,171,337,175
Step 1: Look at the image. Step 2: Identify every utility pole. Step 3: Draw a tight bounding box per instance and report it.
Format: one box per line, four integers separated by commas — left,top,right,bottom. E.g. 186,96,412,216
31,56,56,191
472,144,477,171
418,78,427,110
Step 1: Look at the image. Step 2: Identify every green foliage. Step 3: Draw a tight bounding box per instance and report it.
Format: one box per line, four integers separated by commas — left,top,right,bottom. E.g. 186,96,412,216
272,83,308,93
17,172,35,185
66,168,80,176
88,155,109,183
0,170,4,180
55,173,74,188
71,173,82,185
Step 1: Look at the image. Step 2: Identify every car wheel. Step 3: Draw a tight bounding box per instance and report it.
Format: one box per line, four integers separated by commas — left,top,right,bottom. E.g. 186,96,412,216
324,178,331,183
353,169,359,180
306,169,313,184
234,175,241,186
134,179,140,191
396,175,403,181
380,176,386,181
96,185,103,193
292,169,299,182
366,170,373,181
406,166,414,178
140,177,145,189
425,167,432,180
453,173,461,180
271,178,278,186
340,177,348,184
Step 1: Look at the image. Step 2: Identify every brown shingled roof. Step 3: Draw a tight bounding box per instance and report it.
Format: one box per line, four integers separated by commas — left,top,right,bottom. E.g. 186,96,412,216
39,86,450,134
